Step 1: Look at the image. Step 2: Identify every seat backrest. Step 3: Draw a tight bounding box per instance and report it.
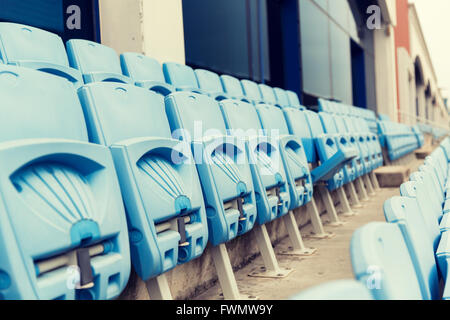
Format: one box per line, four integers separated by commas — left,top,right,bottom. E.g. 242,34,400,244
219,100,263,134
273,87,290,108
165,92,227,141
383,197,440,300
290,280,373,300
303,110,325,137
220,75,245,98
400,180,441,250
78,83,172,146
350,222,423,300
67,39,123,76
120,52,166,83
283,108,316,164
195,69,224,94
163,62,199,89
0,22,69,67
334,115,349,134
0,65,87,142
241,79,263,103
319,112,338,134
286,90,302,108
255,105,290,135
258,84,277,105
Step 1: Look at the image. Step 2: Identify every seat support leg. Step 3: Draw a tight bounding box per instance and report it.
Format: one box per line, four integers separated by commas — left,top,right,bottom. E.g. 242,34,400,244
363,174,375,196
211,243,242,300
319,186,344,226
146,274,173,300
336,186,355,217
355,177,369,201
305,198,335,239
249,224,293,278
279,211,317,256
370,171,380,190
346,181,362,208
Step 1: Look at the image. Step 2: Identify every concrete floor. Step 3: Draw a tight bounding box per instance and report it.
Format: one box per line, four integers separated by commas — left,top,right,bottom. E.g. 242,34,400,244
193,158,424,300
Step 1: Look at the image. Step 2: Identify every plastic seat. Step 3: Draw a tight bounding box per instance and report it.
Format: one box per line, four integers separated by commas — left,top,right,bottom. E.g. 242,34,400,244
120,52,174,96
295,110,356,189
66,39,131,84
0,22,82,88
220,75,248,102
351,222,423,300
258,84,279,107
384,197,441,300
273,87,290,108
195,69,229,100
350,116,380,171
285,90,305,110
378,120,418,161
319,112,358,185
241,103,313,210
290,280,373,300
163,62,206,94
241,79,264,105
333,115,364,178
165,92,257,246
78,83,208,281
400,180,443,250
219,100,290,224
0,65,130,300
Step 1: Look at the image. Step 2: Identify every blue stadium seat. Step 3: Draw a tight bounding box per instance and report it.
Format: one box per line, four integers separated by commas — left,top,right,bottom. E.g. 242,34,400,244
378,120,419,161
66,39,131,84
303,110,357,188
195,69,229,100
219,100,290,224
244,103,313,210
290,280,373,300
350,115,382,171
241,79,264,105
163,62,205,94
351,222,423,300
383,197,440,300
333,115,365,178
258,84,279,107
273,87,290,108
285,90,305,110
400,180,443,250
78,83,208,282
284,108,357,188
0,22,82,88
0,65,130,300
120,52,174,96
318,111,358,184
220,75,248,102
165,92,257,246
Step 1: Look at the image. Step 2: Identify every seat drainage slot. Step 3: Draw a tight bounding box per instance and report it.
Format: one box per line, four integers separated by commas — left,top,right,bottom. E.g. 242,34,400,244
155,215,193,247
34,241,112,289
224,197,247,221
266,187,284,207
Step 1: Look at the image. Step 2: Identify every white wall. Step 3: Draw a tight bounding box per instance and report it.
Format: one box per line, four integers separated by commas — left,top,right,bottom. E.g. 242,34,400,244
98,0,185,64
141,0,185,64
98,0,143,53
374,25,398,122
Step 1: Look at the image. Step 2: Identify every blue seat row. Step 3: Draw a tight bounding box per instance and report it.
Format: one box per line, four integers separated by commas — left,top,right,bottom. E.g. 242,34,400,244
292,136,450,300
0,22,383,300
318,99,378,135
378,120,421,161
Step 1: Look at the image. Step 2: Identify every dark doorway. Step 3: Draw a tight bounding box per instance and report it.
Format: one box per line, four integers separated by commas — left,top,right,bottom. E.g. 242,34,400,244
351,39,367,108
